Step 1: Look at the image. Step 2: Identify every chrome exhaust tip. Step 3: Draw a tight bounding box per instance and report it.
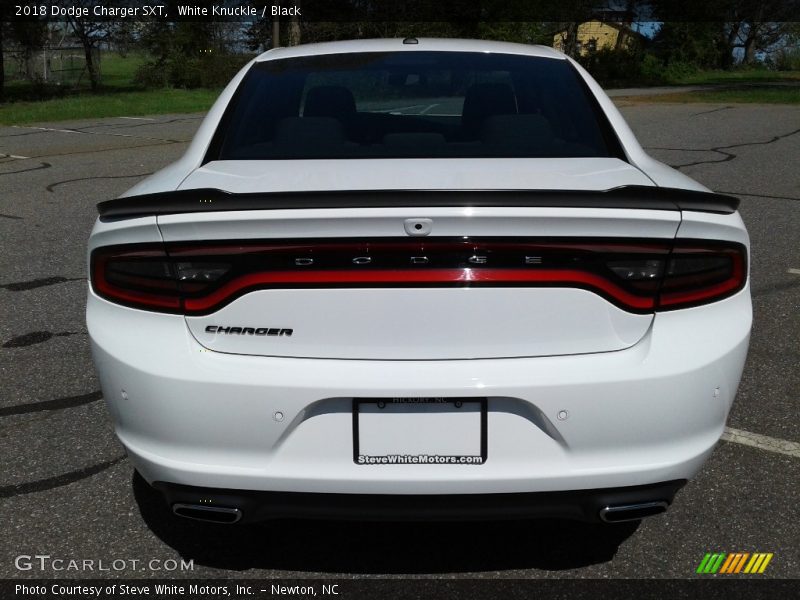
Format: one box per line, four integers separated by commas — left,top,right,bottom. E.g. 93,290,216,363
599,501,668,523
172,503,242,524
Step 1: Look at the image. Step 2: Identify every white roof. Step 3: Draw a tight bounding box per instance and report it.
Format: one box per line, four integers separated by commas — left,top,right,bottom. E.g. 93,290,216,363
255,38,565,62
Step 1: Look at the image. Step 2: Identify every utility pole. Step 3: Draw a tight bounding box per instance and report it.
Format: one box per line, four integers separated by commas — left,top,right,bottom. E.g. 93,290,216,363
288,0,301,46
272,18,280,48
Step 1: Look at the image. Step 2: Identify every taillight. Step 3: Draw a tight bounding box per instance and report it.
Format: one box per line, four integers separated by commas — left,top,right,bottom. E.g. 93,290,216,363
91,244,231,313
658,244,746,310
90,239,746,315
92,245,182,312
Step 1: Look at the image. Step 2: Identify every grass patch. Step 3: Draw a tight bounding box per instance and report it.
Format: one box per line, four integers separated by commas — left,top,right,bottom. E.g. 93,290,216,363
2,52,149,101
0,88,221,125
98,52,148,89
628,85,800,104
666,69,800,85
0,50,238,124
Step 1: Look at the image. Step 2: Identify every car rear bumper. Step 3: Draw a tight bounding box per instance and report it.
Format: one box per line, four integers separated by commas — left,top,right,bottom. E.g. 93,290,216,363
88,286,750,499
154,479,687,524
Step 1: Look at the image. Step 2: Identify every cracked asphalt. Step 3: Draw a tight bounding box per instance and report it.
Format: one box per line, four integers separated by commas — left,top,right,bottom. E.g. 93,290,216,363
0,102,798,580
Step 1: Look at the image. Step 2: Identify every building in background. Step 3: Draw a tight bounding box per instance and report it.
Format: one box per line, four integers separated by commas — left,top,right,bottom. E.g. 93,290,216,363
553,20,643,56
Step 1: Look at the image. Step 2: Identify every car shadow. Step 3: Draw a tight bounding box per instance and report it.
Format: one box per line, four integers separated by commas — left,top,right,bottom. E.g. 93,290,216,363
133,471,639,574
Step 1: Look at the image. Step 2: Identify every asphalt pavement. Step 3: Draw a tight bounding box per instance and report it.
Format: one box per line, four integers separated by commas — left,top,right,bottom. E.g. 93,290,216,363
0,101,798,580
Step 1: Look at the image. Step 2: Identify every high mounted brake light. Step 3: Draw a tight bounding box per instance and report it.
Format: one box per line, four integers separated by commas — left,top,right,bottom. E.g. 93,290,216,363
90,238,747,315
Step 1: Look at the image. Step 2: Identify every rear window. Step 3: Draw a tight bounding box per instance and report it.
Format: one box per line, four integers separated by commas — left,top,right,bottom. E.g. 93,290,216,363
210,51,622,161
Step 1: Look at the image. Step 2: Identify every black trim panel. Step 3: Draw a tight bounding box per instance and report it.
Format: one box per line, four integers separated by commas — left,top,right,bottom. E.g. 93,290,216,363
98,186,739,219
152,479,687,524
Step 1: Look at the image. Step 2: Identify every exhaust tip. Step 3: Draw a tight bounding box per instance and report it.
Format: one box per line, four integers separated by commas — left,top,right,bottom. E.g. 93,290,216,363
172,503,242,524
599,501,668,523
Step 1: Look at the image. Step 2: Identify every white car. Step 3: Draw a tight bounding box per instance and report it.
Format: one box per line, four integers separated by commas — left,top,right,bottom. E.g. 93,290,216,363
87,39,751,525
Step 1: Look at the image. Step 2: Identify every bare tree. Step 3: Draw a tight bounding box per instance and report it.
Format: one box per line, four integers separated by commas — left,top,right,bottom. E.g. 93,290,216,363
288,1,301,46
0,6,6,98
9,21,49,82
272,18,281,48
66,17,106,90
0,22,6,98
614,0,637,51
717,0,796,65
61,0,136,90
561,22,581,57
739,20,790,64
551,0,602,58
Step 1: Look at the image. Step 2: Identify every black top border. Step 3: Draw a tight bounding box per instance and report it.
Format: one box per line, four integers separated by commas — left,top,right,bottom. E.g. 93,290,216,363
97,185,740,219
6,1,800,23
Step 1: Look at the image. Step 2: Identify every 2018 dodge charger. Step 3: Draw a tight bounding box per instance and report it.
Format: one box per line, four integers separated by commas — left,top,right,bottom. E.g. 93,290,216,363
87,39,751,525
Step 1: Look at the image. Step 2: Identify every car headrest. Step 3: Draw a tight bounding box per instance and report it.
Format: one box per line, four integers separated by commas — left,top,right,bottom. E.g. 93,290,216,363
303,86,357,119
461,83,517,134
481,114,554,146
274,117,347,145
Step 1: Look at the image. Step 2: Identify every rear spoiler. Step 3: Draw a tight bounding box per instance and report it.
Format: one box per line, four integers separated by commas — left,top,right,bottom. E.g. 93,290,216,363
97,185,739,219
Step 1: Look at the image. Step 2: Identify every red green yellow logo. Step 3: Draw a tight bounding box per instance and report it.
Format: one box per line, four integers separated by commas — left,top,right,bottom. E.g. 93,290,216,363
697,552,773,574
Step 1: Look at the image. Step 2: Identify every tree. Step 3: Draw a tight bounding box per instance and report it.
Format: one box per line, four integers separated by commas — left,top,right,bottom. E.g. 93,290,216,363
66,17,104,90
653,0,799,68
288,1,301,46
478,22,551,45
246,0,312,50
136,2,248,89
652,22,727,69
9,20,49,82
48,0,117,90
0,6,6,98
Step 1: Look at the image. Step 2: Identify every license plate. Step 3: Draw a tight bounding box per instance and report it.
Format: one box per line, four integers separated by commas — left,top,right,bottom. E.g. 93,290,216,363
353,398,487,465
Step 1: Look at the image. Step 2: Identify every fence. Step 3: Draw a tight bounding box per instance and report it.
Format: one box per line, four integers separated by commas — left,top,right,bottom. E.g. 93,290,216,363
3,47,100,87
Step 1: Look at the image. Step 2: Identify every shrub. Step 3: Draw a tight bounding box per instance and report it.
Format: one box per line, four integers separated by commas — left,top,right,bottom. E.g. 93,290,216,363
640,54,666,84
578,48,649,87
661,61,698,83
135,52,250,89
775,49,800,71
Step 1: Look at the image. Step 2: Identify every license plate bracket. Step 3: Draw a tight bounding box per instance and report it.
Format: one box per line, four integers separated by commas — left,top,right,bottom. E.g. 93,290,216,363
353,397,487,465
